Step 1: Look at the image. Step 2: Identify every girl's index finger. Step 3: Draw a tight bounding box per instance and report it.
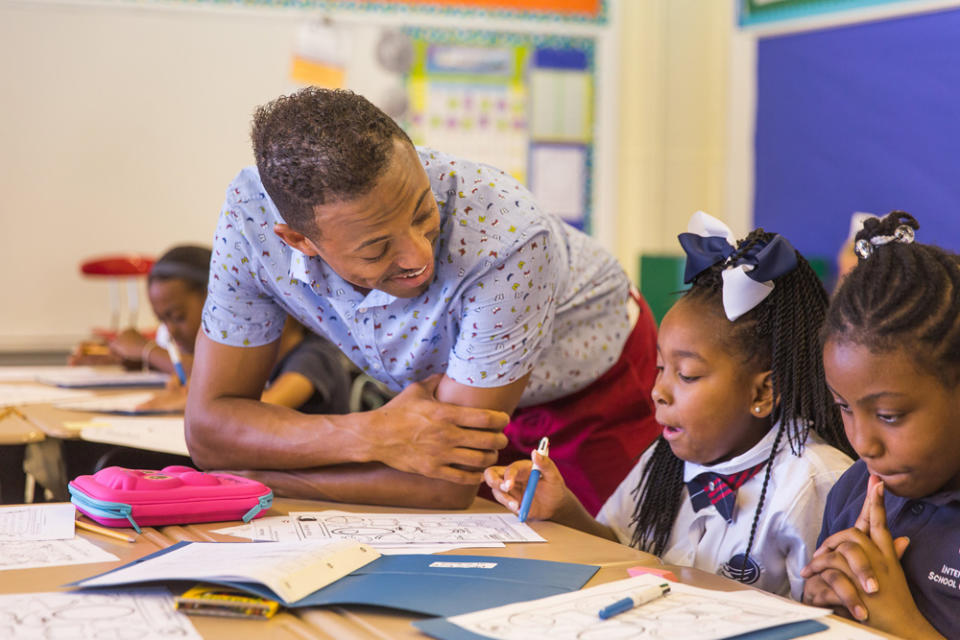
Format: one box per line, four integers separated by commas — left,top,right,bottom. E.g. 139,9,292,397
868,481,896,555
854,474,881,533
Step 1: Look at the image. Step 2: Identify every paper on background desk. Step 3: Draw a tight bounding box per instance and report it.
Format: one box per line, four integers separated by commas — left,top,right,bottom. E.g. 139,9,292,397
36,368,169,388
288,511,544,549
74,539,379,604
0,503,75,541
416,574,832,640
56,391,178,415
0,383,94,408
0,588,201,640
0,365,95,383
0,536,118,571
76,416,188,456
213,515,506,554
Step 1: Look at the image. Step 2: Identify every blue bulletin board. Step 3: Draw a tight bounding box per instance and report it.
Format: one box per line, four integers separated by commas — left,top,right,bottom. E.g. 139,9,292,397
754,7,960,258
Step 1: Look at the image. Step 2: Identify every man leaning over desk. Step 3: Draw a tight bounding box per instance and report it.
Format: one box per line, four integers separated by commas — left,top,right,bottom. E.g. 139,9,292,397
186,88,660,511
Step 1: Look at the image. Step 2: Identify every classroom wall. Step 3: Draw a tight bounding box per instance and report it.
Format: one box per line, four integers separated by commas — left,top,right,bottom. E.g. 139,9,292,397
0,1,301,350
0,0,731,351
616,0,738,267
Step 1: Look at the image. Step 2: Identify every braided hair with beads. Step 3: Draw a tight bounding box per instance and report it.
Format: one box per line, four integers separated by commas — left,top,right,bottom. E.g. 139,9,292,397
628,227,853,575
823,211,960,384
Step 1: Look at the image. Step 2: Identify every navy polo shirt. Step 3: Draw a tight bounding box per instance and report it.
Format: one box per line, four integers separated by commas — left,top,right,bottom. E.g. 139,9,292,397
818,460,960,638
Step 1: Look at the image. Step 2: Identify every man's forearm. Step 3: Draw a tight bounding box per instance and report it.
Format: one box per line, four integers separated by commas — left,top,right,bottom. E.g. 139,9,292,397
223,464,480,509
186,396,368,470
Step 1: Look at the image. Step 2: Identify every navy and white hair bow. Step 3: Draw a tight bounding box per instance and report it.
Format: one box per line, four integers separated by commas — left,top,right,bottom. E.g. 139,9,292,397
678,211,798,321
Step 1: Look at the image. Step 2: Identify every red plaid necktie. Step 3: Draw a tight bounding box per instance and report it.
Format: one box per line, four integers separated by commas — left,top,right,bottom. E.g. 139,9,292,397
686,461,767,523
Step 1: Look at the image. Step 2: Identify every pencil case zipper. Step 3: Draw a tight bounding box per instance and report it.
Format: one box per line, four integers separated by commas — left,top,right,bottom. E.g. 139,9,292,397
68,486,141,532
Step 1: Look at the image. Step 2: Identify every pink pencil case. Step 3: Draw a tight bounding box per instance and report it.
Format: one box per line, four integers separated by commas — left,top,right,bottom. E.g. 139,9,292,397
68,465,273,533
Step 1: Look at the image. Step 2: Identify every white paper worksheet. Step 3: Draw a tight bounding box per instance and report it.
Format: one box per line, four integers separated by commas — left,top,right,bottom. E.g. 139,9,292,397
213,515,506,554
0,503,75,541
440,574,831,640
288,511,545,549
0,537,118,571
0,588,201,640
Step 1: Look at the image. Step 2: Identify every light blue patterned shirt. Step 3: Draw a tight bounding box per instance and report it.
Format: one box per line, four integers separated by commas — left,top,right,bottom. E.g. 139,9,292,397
202,148,630,407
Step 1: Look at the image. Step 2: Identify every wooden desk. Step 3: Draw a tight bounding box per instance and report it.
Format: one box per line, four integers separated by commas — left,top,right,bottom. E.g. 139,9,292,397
1,497,898,639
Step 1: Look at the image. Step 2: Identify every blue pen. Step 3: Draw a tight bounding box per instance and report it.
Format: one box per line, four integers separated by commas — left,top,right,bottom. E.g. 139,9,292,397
597,582,670,619
166,338,187,386
517,437,549,523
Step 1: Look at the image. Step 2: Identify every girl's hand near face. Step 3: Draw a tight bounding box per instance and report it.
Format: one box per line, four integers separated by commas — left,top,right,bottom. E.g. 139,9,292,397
484,452,569,521
108,328,151,363
802,478,942,638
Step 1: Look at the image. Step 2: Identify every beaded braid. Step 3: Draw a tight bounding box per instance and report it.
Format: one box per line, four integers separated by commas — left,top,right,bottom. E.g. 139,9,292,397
824,212,960,385
629,228,852,567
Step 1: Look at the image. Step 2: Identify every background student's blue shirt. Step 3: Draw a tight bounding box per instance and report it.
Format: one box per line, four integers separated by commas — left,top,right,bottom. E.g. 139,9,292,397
202,148,631,407
818,460,960,638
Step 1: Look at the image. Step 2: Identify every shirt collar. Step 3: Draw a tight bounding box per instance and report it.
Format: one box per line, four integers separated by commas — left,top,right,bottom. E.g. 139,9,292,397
289,249,312,282
683,424,783,483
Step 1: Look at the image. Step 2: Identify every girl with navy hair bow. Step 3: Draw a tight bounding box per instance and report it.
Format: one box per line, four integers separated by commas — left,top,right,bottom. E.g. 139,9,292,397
485,212,855,599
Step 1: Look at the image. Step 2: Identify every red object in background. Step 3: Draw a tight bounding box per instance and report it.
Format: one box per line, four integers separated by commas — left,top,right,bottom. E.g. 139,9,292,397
81,255,155,277
80,254,156,339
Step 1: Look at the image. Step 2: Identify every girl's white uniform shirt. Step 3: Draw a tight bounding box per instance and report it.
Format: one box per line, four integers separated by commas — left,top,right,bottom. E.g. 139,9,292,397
596,426,852,599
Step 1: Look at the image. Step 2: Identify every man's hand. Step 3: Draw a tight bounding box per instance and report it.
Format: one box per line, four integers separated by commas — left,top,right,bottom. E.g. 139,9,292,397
802,478,941,638
360,374,510,485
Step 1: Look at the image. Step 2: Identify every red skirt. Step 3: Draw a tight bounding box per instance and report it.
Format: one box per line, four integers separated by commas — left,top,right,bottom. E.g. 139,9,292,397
483,294,662,515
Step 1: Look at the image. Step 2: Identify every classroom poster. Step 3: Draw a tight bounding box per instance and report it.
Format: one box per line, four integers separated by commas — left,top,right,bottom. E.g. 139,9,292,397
401,28,595,229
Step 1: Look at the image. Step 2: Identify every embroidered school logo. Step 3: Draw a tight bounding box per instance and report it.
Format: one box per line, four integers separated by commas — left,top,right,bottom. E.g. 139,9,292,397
720,553,761,584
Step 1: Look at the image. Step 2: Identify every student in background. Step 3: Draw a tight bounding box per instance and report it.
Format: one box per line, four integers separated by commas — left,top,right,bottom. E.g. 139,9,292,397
68,245,210,375
485,212,854,600
802,212,958,639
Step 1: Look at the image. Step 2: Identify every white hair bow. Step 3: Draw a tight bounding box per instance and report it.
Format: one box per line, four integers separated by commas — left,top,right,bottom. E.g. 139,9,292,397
678,211,798,321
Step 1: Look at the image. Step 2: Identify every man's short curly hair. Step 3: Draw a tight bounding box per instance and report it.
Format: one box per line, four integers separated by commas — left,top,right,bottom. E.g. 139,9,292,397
251,87,413,234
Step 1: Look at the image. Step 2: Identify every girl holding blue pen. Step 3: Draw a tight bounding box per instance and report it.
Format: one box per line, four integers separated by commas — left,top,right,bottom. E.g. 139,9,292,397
485,212,854,601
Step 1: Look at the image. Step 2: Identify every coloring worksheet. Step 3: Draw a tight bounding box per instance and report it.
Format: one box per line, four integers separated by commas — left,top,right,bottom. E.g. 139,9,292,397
0,589,201,640
0,503,75,541
0,537,117,571
440,575,830,640
212,515,505,554
289,511,544,547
